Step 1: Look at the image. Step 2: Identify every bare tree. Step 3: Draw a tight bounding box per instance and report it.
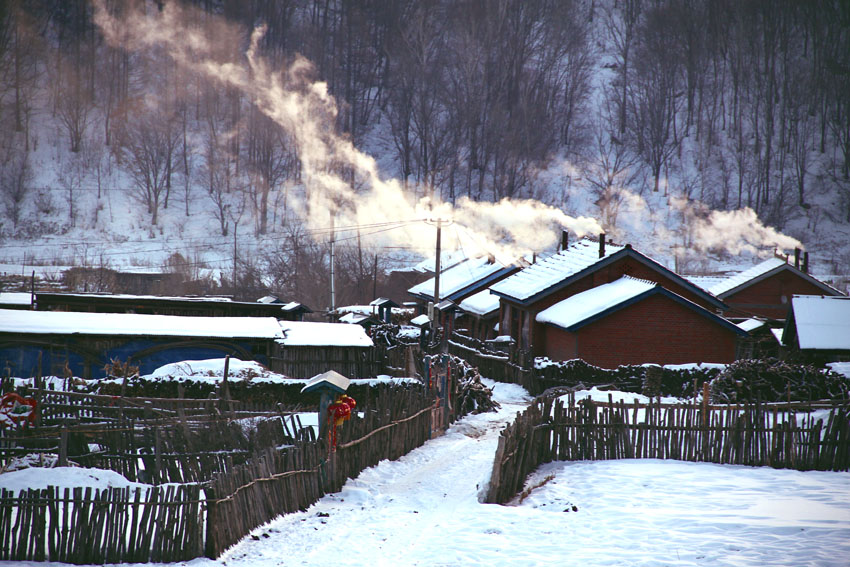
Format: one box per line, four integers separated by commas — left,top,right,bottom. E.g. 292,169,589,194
118,105,180,225
0,142,31,229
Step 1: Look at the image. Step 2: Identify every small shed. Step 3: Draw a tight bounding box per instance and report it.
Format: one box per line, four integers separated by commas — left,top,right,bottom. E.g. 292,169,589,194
271,321,377,378
370,297,400,323
535,276,747,369
782,295,850,364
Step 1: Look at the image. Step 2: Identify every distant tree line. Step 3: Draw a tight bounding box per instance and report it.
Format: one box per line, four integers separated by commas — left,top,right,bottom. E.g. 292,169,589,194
0,0,849,300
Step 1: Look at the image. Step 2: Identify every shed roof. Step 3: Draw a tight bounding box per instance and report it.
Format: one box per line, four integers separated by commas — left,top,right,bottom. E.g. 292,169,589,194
278,320,373,347
535,276,745,335
786,295,850,350
0,308,282,339
459,289,500,317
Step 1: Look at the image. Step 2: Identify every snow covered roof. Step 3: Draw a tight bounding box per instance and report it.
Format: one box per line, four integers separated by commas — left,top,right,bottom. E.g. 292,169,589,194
491,238,625,303
492,238,724,309
0,308,283,339
736,318,766,332
536,276,656,330
0,292,32,305
706,257,842,298
38,292,233,302
408,256,515,301
278,321,373,347
459,289,501,317
257,295,281,303
787,295,850,350
412,249,471,274
410,314,431,327
535,276,745,334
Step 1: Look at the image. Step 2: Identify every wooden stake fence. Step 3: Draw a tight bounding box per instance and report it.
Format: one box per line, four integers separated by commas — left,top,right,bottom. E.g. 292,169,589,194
487,395,850,504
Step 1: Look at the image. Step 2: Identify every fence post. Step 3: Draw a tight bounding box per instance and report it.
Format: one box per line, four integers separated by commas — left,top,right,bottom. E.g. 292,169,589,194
204,485,218,559
58,430,68,467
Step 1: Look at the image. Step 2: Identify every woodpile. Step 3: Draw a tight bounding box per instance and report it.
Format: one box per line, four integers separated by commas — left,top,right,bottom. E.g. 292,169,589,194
454,357,500,416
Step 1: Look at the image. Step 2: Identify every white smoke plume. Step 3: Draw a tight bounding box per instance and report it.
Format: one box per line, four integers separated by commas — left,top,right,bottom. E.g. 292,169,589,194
669,197,803,256
93,2,601,262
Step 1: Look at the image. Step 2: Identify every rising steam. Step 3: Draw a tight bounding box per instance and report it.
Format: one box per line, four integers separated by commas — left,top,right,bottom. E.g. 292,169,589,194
93,2,600,261
93,1,804,267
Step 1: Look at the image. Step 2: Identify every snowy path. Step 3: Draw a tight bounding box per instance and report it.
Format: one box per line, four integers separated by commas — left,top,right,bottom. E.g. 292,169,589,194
219,381,534,567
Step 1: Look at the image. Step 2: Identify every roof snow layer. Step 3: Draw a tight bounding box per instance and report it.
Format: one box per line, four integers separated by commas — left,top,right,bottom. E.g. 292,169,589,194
708,257,788,297
408,256,509,300
278,321,374,347
491,238,624,302
536,276,656,330
789,295,850,350
459,289,500,316
0,309,283,339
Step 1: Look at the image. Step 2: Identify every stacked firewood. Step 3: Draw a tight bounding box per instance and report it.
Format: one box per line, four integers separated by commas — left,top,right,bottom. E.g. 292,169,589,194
454,357,501,415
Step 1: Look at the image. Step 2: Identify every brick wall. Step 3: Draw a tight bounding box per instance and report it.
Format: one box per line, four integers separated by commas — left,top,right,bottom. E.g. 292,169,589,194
724,271,834,320
540,293,738,369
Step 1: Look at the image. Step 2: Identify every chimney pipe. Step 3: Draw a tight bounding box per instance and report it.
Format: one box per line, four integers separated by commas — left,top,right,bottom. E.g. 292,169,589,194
794,248,801,269
599,233,606,258
561,230,569,252
803,251,809,274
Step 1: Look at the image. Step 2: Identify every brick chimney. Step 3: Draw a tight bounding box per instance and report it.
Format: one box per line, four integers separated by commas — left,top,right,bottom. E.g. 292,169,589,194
794,248,801,269
561,230,569,252
599,233,606,258
803,251,809,274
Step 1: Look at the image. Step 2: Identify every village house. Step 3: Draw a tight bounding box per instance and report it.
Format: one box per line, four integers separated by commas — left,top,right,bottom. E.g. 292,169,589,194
692,254,844,321
0,308,374,379
489,237,726,358
781,295,850,365
534,276,747,368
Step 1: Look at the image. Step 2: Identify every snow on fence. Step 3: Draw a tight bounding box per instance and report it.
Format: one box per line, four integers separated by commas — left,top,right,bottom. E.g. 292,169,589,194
486,394,850,504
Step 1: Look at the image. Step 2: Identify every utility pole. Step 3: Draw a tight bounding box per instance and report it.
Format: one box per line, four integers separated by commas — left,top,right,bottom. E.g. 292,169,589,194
329,212,336,313
433,218,442,305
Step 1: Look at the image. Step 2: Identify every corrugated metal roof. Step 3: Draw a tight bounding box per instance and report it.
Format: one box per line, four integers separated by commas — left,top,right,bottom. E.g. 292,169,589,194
408,256,509,300
490,238,624,301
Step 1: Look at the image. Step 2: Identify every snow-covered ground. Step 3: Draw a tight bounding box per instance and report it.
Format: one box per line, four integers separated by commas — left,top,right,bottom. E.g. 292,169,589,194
3,379,849,567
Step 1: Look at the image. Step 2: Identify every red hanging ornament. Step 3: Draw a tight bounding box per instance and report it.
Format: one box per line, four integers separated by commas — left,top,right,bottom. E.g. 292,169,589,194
0,392,38,427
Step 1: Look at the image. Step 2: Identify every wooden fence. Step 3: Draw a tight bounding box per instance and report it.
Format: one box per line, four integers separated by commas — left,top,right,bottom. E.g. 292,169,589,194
0,382,445,563
203,384,437,558
0,484,203,564
486,394,850,504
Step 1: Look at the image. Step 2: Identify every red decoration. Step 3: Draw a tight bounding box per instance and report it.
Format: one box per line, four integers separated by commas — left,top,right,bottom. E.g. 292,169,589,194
326,395,357,451
0,392,38,427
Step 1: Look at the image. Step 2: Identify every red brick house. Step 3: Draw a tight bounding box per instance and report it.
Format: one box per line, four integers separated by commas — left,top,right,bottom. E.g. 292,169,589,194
700,257,844,321
535,276,747,368
489,237,726,356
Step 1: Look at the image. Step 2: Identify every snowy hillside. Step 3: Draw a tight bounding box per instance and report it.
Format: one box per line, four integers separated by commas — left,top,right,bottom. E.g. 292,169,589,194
1,0,849,304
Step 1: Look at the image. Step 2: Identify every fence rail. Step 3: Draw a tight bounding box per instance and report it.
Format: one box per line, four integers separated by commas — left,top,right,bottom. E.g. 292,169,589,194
486,394,850,504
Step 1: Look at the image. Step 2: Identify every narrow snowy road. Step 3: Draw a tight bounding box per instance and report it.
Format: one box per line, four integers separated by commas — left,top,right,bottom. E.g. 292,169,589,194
217,381,532,567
